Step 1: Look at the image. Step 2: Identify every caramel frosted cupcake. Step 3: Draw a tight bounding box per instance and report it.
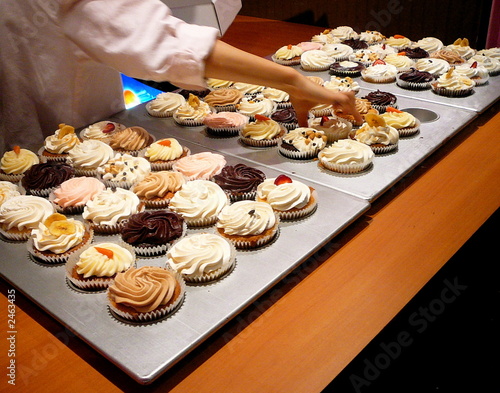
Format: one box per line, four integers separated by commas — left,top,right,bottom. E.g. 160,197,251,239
318,139,374,174
203,88,243,112
66,242,135,291
216,200,279,249
173,94,213,126
50,177,105,214
21,162,75,197
80,121,126,143
121,210,186,256
353,113,399,154
97,153,151,189
279,128,327,160
203,112,249,136
167,233,236,282
0,146,39,183
0,195,54,241
0,181,22,208
256,175,317,221
212,163,266,201
108,266,185,322
28,213,93,264
132,171,186,209
381,107,420,137
145,92,186,117
430,49,466,65
240,115,286,147
67,139,114,176
172,152,226,181
308,115,352,143
431,68,475,97
39,124,81,162
108,126,155,156
142,138,190,171
272,44,303,65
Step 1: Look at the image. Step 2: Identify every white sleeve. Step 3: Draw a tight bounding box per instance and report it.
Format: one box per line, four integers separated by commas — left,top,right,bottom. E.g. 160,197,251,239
59,0,220,88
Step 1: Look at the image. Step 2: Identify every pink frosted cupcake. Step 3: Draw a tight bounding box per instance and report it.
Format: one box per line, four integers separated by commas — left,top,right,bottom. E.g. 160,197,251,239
172,152,226,181
203,112,249,136
50,177,105,214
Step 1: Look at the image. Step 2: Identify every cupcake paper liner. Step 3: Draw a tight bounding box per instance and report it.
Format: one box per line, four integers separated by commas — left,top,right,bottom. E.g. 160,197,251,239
396,76,433,90
431,84,474,97
217,216,280,250
396,119,421,137
278,146,321,160
0,226,32,242
37,147,70,163
205,126,244,138
370,143,399,154
319,159,372,174
271,55,301,66
361,72,397,84
0,172,24,183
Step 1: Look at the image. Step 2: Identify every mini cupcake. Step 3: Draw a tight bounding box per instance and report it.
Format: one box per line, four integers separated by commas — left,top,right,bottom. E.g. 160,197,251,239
321,43,354,61
108,266,185,322
97,153,151,189
82,187,143,234
318,139,374,174
353,113,399,154
445,38,476,60
323,76,360,94
236,96,276,120
216,200,279,249
121,210,186,256
166,233,236,283
67,139,114,176
131,171,185,209
80,121,126,143
168,180,229,227
279,128,327,160
39,124,81,162
454,61,489,86
0,195,54,241
212,163,266,201
383,53,415,72
329,60,365,77
50,177,105,214
21,162,75,197
66,242,135,291
108,126,155,156
381,107,420,137
173,94,213,126
240,115,286,147
172,152,226,181
308,115,353,143
256,175,318,220
361,60,398,83
300,49,334,71
28,213,93,264
362,90,398,113
0,181,22,207
203,112,249,136
272,44,303,65
341,38,369,51
262,88,291,109
415,58,451,77
270,108,299,130
142,138,190,171
431,68,475,97
0,146,39,183
412,37,444,54
203,88,243,112
430,50,466,65
396,68,434,90
145,92,186,117
385,35,412,51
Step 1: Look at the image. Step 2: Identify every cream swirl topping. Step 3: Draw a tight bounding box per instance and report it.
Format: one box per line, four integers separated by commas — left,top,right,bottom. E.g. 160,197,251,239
147,92,185,114
324,76,360,93
31,218,85,254
173,98,212,121
282,128,327,153
231,82,265,95
132,171,185,199
454,63,489,81
53,177,105,208
172,152,226,180
0,182,21,207
206,78,234,89
1,148,39,175
81,121,126,140
241,118,282,140
0,195,54,231
216,200,277,236
330,26,359,40
262,88,290,103
300,50,334,68
435,69,474,90
257,178,311,211
308,116,352,141
203,88,243,106
145,138,184,162
413,37,444,53
82,187,141,225
362,63,398,77
469,55,500,73
76,243,134,278
355,122,399,145
321,43,354,59
274,44,303,60
68,140,114,170
385,36,412,48
381,112,417,129
415,58,450,75
383,54,415,70
445,44,476,60
359,30,385,44
318,139,374,165
237,97,275,117
44,127,81,154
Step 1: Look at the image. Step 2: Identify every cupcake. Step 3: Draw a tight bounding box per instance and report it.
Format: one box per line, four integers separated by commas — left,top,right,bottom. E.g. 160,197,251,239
82,187,143,234
0,195,54,241
216,200,279,249
361,60,398,83
381,107,420,137
121,210,185,256
415,58,451,77
97,153,151,189
166,233,235,283
67,139,114,176
341,38,369,51
168,180,229,227
430,50,465,65
400,47,429,60
236,96,276,120
172,151,226,181
329,60,365,77
173,94,213,126
353,113,399,154
270,108,299,130
108,126,155,156
279,128,327,160
231,82,266,96
21,162,75,197
0,181,22,207
239,115,286,147
322,42,355,60
311,30,338,45
203,88,243,112
272,44,303,65
475,48,500,59
145,92,186,117
0,146,39,183
309,103,334,118
80,121,126,143
358,30,385,44
50,177,105,214
383,53,415,72
468,54,500,76
66,242,135,291
108,266,185,322
297,41,324,52
203,112,249,136
323,76,360,94
454,61,490,86
412,37,444,54
308,115,352,143
300,49,334,71
362,90,398,113
261,88,291,109
396,68,434,90
385,35,412,51
131,171,185,209
318,139,374,174
142,138,190,171
431,68,475,97
206,78,234,89
39,124,81,162
256,175,317,220
369,43,398,59
212,163,266,201
348,49,381,66
306,76,326,86
334,97,379,126
445,38,476,60
28,213,93,264
330,26,359,41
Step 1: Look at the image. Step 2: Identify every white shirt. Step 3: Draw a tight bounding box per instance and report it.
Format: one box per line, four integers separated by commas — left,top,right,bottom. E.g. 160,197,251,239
0,0,220,152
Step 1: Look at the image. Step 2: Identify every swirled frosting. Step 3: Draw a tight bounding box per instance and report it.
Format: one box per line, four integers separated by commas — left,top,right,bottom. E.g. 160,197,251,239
241,118,282,140
445,44,475,60
381,111,417,129
256,178,311,211
430,50,465,65
1,148,39,175
68,140,114,170
44,125,81,154
271,108,298,125
385,35,412,48
76,243,134,278
476,48,500,59
217,200,277,236
122,211,184,246
321,43,354,59
300,50,334,69
469,55,500,74
308,116,352,141
0,182,21,207
167,233,233,278
203,88,243,107
398,68,434,83
362,63,398,78
413,37,444,53
168,180,228,221
342,38,368,50
109,266,180,313
262,88,290,104
172,152,226,180
318,139,374,166
206,78,234,89
0,195,54,231
146,92,186,116
31,218,86,254
355,122,399,146
173,96,212,122
97,154,151,184
132,171,185,199
82,187,141,226
81,121,126,140
53,177,105,208
213,163,266,196
369,44,397,58
434,69,474,90
274,44,303,60
109,126,153,152
415,58,451,75
203,112,249,129
383,54,415,70
22,162,75,191
401,47,429,59
281,128,327,153
330,26,359,40
311,30,340,44
231,82,265,95
144,138,184,162
362,90,397,107
454,62,489,82
237,97,275,117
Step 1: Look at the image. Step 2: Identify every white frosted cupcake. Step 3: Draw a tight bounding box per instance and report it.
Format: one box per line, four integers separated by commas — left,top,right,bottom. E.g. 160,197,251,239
141,138,190,171
39,124,81,163
431,68,475,97
361,61,398,83
0,181,23,208
318,139,374,174
262,87,291,109
412,37,444,54
353,114,399,154
323,76,360,94
321,43,354,61
145,92,186,117
67,139,114,176
236,96,276,120
239,115,286,147
455,61,489,86
0,146,39,183
415,58,451,77
80,121,126,143
308,115,352,143
173,94,213,126
383,53,415,72
300,49,334,71
272,44,303,65
381,108,421,137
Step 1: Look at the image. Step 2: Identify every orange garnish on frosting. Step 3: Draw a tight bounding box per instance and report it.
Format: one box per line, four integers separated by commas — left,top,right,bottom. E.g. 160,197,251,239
287,44,293,49
397,52,407,56
13,146,21,155
393,34,405,39
94,247,114,259
386,107,403,113
255,114,271,121
158,139,172,147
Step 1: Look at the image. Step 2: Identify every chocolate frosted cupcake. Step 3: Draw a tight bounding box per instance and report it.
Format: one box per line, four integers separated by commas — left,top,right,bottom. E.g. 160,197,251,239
329,60,365,77
401,47,429,59
22,162,75,197
397,68,434,90
212,163,266,201
362,90,398,113
271,108,299,130
341,39,369,51
121,210,186,256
